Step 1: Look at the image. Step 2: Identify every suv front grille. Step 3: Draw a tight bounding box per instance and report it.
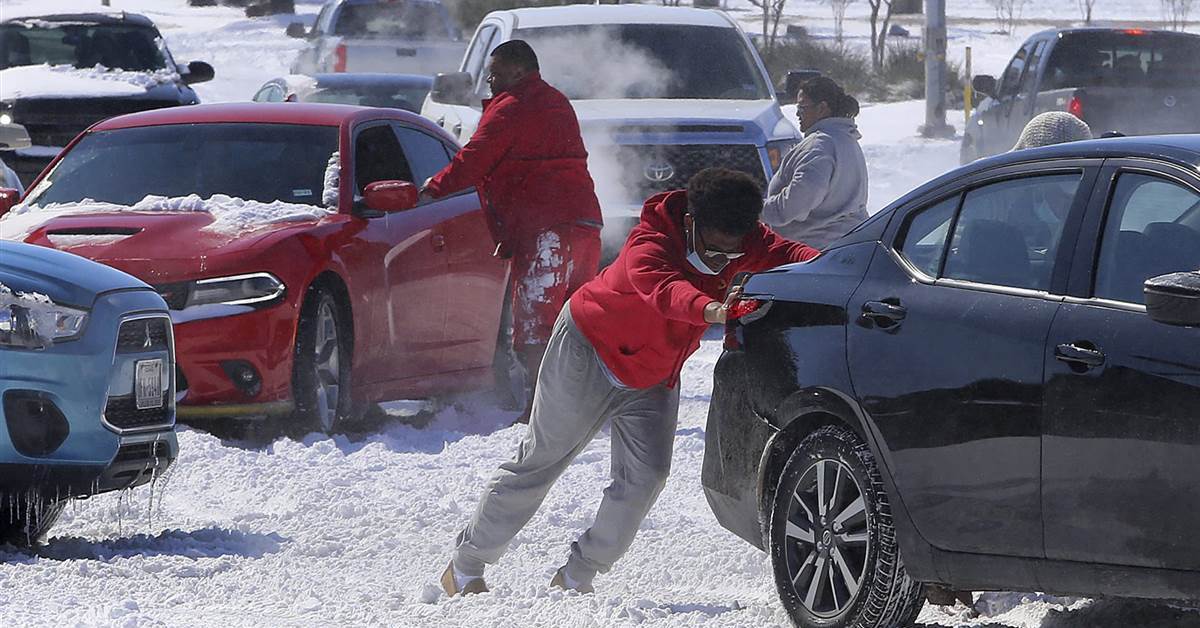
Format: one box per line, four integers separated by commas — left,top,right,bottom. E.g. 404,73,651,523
615,144,766,199
116,318,170,353
104,394,171,430
12,98,183,148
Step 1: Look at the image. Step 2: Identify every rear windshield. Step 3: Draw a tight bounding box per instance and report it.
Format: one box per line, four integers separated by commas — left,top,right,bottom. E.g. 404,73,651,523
307,85,431,112
1043,31,1200,89
26,123,339,208
512,24,771,100
333,2,450,40
0,21,169,71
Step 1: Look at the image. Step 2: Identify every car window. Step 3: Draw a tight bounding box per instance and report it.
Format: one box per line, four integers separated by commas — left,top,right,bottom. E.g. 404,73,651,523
315,3,335,34
998,44,1030,98
354,124,413,193
471,28,501,97
394,126,452,188
1094,172,1200,304
253,85,282,102
897,195,959,277
0,22,168,71
1044,31,1200,90
463,24,497,77
942,173,1082,291
334,2,449,40
1017,40,1045,99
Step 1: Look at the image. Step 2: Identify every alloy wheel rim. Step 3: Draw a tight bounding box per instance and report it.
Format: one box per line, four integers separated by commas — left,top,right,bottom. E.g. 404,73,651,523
312,300,340,432
784,457,870,618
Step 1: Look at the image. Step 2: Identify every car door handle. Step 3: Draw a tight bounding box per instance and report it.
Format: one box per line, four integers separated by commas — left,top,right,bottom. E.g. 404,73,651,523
1055,343,1104,367
431,234,446,251
861,300,907,322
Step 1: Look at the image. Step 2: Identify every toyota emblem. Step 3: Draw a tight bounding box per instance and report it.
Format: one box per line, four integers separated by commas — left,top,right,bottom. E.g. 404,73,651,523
1164,95,1177,108
644,162,676,183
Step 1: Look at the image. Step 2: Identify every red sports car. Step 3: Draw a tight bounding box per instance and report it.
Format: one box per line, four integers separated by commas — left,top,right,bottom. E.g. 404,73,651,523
0,103,509,433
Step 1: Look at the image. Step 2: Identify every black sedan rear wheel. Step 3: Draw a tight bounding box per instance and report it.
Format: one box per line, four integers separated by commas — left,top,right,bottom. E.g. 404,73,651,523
769,424,924,628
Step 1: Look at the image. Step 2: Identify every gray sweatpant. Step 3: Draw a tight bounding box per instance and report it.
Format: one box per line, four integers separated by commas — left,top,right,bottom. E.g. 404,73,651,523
452,303,680,587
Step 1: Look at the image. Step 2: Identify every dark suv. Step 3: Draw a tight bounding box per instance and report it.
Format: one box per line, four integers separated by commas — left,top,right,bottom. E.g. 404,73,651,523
704,136,1200,627
963,28,1200,162
0,12,214,185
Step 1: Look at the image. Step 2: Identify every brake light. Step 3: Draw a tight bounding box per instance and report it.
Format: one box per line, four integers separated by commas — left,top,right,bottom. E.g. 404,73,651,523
1123,28,1147,35
333,43,348,73
728,299,762,321
722,298,769,351
1068,94,1084,119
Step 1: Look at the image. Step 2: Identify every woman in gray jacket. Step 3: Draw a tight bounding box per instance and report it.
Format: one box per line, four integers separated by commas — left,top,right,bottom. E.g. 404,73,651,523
763,77,868,249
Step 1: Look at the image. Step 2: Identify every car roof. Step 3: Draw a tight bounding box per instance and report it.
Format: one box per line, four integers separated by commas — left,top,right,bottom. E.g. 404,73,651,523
502,5,732,29
885,135,1200,213
90,102,438,132
1,12,156,28
1028,26,1200,40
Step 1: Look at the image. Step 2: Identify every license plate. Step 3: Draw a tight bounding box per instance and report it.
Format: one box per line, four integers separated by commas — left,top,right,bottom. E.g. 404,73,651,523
135,359,164,410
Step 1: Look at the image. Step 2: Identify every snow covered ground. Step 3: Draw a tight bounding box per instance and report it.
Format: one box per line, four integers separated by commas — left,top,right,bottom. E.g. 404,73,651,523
0,1,1196,627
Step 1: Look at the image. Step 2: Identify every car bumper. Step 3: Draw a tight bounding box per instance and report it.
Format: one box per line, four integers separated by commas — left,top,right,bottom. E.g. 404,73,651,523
172,300,299,416
0,289,178,497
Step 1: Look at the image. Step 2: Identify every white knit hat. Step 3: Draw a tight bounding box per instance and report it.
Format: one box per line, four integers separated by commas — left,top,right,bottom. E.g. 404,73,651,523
1012,111,1094,151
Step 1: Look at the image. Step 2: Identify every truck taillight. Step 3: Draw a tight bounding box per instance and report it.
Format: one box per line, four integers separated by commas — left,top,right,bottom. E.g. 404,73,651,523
1068,94,1084,120
722,298,771,351
333,43,347,73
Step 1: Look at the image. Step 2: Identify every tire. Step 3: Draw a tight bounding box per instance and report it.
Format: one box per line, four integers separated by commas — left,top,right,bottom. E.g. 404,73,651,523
769,424,924,628
0,497,66,546
292,285,353,435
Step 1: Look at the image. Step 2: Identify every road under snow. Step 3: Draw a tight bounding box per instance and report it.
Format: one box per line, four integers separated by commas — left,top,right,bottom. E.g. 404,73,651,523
1,1,1198,627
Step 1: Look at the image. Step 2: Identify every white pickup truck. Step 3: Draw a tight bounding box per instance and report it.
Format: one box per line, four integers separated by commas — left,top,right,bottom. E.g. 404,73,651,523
421,5,801,258
288,0,465,76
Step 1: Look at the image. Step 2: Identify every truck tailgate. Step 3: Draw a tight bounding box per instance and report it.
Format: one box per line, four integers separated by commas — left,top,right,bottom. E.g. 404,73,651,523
1041,87,1200,136
340,38,465,75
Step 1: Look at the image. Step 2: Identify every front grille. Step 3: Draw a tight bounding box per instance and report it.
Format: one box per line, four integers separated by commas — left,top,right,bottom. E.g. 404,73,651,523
103,393,172,430
614,144,767,200
116,318,170,353
113,440,171,465
12,98,183,148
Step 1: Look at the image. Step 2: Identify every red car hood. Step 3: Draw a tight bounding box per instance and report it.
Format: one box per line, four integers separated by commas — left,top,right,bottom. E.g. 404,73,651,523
16,212,313,283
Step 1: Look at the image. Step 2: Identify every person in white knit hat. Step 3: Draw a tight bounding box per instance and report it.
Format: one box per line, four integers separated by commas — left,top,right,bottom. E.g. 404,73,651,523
1012,111,1093,151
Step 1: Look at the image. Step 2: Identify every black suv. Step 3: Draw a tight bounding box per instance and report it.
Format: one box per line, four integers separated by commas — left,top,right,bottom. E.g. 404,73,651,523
0,12,214,185
963,28,1200,163
704,136,1200,627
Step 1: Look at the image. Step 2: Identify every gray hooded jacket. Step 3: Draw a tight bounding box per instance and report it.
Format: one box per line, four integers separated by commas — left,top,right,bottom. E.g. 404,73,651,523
762,117,868,249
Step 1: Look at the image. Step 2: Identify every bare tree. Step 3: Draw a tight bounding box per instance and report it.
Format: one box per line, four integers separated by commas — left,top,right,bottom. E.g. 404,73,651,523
988,0,1029,34
1076,0,1098,24
866,0,894,72
829,0,857,44
746,0,790,52
1162,0,1194,29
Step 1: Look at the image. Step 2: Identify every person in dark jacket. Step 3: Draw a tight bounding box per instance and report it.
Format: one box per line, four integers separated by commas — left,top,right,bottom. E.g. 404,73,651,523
440,168,820,597
420,40,603,421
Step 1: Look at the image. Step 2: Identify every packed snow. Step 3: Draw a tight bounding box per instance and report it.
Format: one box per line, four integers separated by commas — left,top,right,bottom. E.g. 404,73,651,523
0,64,181,100
0,1,1195,627
1,195,334,240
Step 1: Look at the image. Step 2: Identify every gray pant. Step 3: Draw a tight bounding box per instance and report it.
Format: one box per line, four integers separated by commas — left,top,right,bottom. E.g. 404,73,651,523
452,304,680,586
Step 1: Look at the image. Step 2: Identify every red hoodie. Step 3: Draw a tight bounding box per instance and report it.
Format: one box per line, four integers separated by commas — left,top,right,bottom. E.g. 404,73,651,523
424,73,602,246
569,190,820,389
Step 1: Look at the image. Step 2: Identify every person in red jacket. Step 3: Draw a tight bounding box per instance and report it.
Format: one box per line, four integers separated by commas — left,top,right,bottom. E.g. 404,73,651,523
421,40,603,421
440,168,820,597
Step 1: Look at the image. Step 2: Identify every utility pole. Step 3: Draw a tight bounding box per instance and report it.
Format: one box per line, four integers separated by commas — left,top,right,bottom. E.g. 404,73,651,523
920,0,955,138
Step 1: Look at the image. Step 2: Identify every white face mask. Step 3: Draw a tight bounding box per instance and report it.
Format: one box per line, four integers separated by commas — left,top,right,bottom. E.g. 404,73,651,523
686,222,726,276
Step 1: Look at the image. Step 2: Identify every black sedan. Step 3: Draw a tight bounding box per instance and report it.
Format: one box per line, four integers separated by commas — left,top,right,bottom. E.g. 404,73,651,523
252,73,433,114
704,135,1200,627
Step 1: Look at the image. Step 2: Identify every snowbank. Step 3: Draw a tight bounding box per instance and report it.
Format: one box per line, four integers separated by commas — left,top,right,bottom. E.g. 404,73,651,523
0,64,181,100
1,195,334,241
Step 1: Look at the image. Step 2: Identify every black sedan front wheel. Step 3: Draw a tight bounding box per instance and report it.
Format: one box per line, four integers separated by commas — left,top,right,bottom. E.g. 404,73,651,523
770,424,924,627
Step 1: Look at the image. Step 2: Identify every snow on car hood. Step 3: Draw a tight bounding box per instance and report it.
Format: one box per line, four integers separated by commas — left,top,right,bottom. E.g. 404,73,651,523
0,194,334,242
0,64,182,99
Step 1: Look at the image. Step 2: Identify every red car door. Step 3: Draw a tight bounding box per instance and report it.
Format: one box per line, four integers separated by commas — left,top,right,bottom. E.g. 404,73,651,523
394,124,508,377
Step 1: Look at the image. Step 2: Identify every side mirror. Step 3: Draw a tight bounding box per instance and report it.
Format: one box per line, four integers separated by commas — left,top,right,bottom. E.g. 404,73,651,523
0,188,20,218
182,61,215,85
972,74,997,99
363,180,419,214
431,72,474,106
779,69,821,103
0,124,32,150
286,22,309,39
1145,271,1200,327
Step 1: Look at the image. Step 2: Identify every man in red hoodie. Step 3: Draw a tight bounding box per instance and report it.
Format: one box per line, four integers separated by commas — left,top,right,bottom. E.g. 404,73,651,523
440,168,820,597
421,40,603,420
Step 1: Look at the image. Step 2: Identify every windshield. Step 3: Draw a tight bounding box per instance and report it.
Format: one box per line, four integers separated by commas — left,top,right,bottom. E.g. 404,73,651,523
1044,31,1200,89
334,2,450,40
26,124,339,208
307,85,431,112
0,22,169,71
511,24,772,100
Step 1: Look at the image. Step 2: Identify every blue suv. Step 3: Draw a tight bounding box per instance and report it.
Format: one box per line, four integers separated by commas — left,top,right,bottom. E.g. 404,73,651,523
0,241,177,544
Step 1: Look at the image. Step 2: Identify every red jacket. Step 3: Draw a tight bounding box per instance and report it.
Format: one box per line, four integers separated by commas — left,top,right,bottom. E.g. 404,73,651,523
425,73,603,245
570,190,820,389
